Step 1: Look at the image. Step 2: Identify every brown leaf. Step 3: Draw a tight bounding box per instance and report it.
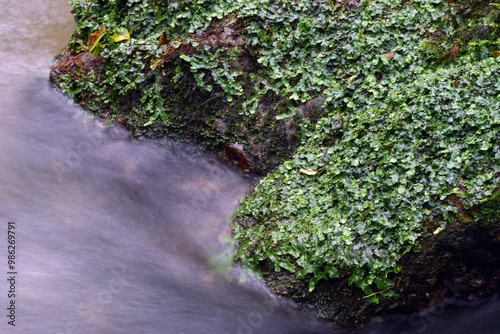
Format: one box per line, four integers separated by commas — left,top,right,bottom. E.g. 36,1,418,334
88,26,106,49
159,30,171,46
385,53,395,60
450,45,459,61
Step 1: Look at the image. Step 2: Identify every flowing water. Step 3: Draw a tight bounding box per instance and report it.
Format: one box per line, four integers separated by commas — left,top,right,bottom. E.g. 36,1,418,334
0,1,498,333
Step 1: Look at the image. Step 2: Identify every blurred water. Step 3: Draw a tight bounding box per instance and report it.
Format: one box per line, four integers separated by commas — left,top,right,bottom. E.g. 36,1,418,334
0,1,497,333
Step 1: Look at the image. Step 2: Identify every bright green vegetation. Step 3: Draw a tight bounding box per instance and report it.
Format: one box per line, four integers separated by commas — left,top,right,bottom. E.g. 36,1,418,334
62,0,241,124
233,0,500,302
59,0,499,303
235,57,500,302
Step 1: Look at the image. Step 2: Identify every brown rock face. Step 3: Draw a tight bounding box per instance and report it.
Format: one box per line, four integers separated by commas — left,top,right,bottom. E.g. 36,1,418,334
225,143,254,171
50,50,103,83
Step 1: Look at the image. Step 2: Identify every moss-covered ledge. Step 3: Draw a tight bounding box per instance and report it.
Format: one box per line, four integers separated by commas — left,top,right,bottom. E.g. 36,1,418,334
50,14,307,174
51,0,499,329
251,212,499,327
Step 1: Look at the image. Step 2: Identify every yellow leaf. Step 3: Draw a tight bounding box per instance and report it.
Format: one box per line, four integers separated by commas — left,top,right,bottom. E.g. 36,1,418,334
300,169,318,175
113,28,130,43
299,166,326,175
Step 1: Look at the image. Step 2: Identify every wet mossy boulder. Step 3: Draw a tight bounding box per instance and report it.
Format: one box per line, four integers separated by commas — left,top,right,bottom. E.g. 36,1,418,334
51,0,499,328
252,210,499,327
50,13,304,174
228,0,500,328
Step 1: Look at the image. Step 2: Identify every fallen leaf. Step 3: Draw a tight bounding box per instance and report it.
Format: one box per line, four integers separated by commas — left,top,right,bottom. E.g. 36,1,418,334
88,26,106,52
113,28,130,43
492,51,500,58
385,53,395,60
159,30,171,46
299,166,326,175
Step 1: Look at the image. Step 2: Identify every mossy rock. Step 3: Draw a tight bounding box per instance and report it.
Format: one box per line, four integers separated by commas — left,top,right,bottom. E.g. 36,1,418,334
253,213,500,327
50,16,306,174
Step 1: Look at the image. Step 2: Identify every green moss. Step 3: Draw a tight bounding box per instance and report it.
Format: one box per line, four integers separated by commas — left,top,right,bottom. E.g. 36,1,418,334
458,214,473,223
451,0,500,52
231,0,499,303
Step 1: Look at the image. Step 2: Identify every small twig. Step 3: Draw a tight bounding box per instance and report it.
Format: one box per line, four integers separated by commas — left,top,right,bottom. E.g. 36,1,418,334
363,286,392,299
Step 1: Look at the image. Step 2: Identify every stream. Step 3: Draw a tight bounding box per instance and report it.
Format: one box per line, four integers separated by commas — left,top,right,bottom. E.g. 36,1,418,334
0,1,498,333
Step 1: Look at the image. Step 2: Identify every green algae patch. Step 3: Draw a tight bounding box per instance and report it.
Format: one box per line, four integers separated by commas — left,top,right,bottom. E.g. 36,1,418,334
230,0,500,308
51,0,499,327
234,57,500,300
